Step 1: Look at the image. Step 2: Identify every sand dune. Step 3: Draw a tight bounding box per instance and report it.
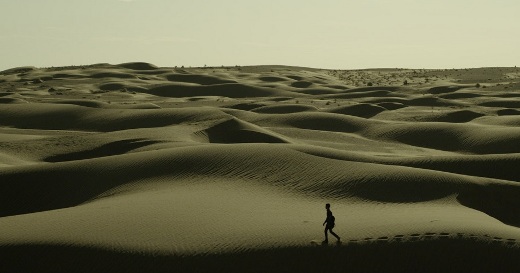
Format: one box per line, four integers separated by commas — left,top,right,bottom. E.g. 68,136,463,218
497,108,520,116
118,62,159,70
324,103,387,118
251,104,318,113
165,73,237,85
147,82,302,98
1,64,519,272
0,103,229,131
480,99,520,108
195,118,291,143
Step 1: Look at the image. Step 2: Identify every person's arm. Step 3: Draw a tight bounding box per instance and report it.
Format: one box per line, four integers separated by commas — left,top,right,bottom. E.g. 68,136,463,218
323,210,330,225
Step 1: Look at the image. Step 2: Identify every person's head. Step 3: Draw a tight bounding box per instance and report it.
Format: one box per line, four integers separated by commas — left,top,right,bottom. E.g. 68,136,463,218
325,203,330,209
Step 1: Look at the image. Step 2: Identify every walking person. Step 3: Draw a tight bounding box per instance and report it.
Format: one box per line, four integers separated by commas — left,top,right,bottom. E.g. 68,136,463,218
323,203,340,244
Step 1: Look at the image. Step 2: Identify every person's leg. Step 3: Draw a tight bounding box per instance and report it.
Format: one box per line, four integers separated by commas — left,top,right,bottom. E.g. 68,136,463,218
330,228,340,241
323,227,329,242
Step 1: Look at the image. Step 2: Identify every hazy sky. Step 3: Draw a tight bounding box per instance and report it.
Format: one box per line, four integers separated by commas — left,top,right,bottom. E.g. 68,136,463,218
1,0,519,70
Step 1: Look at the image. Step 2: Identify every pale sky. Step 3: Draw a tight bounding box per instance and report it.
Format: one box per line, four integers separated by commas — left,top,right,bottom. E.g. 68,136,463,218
1,0,519,70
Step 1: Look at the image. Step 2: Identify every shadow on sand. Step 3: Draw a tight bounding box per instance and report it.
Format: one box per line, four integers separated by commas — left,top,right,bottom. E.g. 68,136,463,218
1,238,518,273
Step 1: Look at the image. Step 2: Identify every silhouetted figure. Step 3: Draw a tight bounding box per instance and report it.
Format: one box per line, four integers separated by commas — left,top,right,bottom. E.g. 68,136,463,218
323,203,340,244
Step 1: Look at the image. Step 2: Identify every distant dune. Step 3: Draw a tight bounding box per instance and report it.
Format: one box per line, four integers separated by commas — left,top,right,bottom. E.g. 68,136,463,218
1,64,519,273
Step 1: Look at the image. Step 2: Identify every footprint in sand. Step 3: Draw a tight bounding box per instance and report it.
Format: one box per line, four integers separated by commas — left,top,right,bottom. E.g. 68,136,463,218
377,236,389,241
392,235,405,241
505,239,517,245
409,234,421,241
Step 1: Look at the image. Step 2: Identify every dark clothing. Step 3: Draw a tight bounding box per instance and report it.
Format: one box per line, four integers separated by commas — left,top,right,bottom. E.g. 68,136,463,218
323,208,340,242
325,209,335,228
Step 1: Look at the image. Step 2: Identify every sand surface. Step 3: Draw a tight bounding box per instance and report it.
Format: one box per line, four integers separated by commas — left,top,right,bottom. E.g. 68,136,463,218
1,63,519,272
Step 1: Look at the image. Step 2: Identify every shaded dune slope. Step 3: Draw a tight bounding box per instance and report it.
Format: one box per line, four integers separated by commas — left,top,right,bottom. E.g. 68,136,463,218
98,82,148,92
91,72,136,79
439,92,482,99
497,108,520,116
117,62,159,70
0,97,28,104
424,110,485,123
379,109,485,123
165,73,237,85
324,103,387,118
43,99,161,109
480,99,520,108
224,102,268,111
194,118,291,143
251,104,318,114
376,102,408,110
427,85,467,94
319,86,403,99
245,112,378,133
44,138,161,162
321,90,395,99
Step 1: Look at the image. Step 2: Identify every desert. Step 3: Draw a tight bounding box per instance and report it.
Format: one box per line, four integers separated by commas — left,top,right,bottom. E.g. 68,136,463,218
0,63,519,272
